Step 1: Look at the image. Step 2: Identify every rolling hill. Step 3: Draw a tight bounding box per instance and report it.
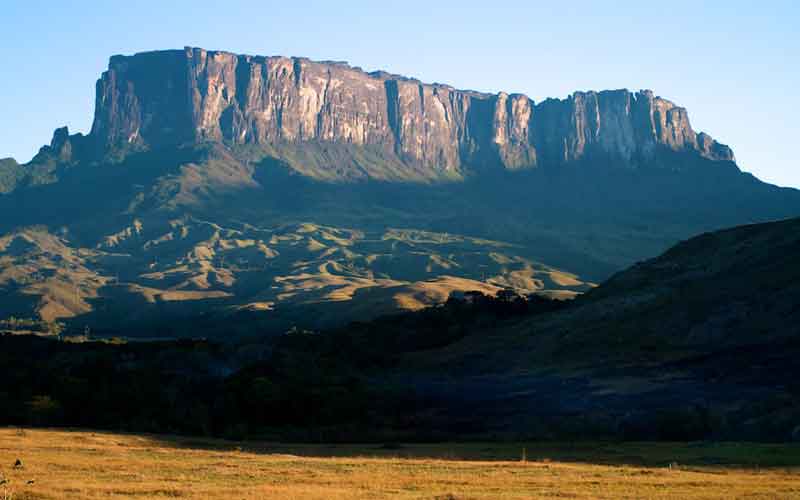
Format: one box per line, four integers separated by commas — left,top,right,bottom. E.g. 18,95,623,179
0,219,592,337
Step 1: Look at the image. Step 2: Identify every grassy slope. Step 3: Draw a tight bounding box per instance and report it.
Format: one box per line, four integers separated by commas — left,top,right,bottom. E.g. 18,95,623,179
6,142,800,280
1,429,798,499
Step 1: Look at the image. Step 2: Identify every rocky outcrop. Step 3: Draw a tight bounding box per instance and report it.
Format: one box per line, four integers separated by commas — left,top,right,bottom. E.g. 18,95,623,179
48,127,74,163
88,47,735,173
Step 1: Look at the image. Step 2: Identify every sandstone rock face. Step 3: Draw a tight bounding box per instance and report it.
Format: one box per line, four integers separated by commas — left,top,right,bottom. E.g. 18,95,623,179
89,47,734,173
49,127,74,162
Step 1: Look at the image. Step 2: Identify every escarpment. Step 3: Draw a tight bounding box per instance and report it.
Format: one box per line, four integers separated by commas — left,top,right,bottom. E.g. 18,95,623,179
84,47,733,175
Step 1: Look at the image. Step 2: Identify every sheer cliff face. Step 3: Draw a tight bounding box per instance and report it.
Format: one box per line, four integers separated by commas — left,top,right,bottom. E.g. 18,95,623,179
90,47,734,172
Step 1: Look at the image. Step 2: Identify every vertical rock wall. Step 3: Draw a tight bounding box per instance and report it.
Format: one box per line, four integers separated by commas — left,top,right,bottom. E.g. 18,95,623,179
88,47,734,173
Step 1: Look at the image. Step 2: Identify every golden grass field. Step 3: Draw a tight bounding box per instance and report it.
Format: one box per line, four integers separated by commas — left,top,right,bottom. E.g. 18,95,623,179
0,429,799,499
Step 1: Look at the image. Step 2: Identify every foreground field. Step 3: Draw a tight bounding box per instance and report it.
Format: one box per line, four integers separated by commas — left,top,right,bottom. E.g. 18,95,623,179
0,429,798,499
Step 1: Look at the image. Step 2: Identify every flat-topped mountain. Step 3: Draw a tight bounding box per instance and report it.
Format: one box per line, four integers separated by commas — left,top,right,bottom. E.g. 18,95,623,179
70,47,733,174
0,47,798,335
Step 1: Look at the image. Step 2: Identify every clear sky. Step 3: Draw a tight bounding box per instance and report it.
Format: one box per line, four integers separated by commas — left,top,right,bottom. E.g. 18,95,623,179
1,0,798,187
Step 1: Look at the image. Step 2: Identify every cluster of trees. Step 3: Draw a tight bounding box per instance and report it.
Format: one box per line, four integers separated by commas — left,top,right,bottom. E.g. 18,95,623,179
6,291,785,442
0,292,559,440
0,317,64,335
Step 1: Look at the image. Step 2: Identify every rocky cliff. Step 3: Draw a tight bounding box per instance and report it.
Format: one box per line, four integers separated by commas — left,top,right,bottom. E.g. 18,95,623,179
87,47,733,173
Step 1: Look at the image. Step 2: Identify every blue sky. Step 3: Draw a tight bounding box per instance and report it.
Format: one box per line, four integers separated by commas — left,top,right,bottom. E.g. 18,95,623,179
2,0,798,187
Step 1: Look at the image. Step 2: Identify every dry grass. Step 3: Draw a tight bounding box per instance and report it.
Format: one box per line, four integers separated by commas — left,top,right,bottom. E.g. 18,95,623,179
0,429,798,499
393,276,502,310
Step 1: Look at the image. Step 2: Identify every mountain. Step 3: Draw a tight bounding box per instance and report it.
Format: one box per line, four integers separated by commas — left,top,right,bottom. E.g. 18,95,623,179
87,47,733,171
20,47,733,177
1,47,799,335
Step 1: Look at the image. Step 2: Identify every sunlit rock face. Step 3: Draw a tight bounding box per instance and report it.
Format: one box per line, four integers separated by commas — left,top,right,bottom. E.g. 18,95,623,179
89,47,734,172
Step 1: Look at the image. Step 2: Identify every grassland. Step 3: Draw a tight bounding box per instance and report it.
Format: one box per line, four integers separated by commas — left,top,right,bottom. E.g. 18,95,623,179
0,429,798,499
